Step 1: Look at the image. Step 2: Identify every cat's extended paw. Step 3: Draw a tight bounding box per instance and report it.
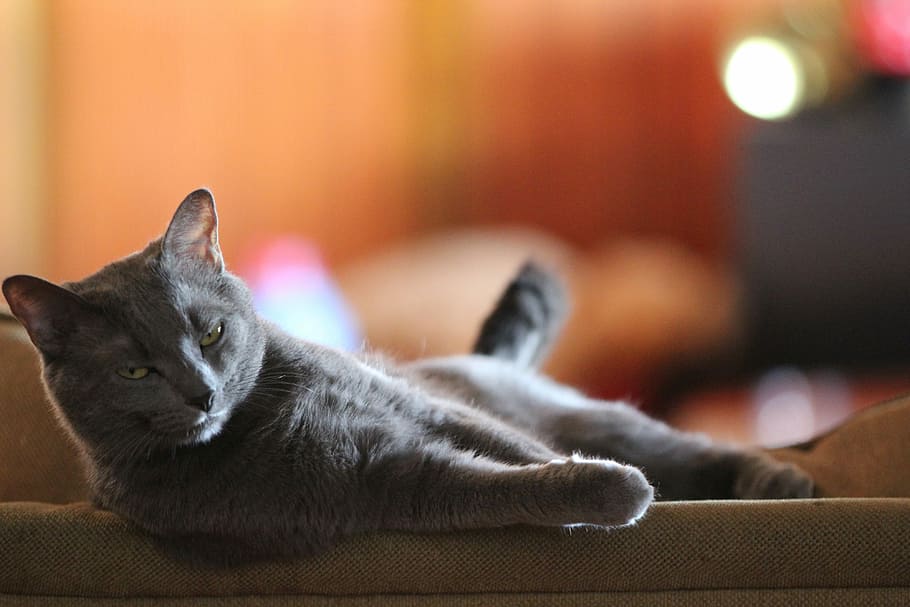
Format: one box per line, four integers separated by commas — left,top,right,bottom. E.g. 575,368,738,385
734,455,814,499
546,455,654,527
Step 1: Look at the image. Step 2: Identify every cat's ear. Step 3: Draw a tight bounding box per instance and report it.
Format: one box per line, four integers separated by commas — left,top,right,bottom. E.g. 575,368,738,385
2,275,95,357
161,188,224,272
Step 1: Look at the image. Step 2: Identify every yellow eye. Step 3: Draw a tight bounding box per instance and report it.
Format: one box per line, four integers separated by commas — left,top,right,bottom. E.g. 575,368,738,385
117,367,150,380
200,322,224,347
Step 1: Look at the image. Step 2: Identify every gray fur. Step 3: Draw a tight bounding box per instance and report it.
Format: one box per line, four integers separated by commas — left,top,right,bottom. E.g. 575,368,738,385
472,262,567,369
2,189,812,565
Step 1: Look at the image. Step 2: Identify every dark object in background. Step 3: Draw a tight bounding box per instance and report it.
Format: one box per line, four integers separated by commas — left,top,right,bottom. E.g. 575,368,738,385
740,80,910,369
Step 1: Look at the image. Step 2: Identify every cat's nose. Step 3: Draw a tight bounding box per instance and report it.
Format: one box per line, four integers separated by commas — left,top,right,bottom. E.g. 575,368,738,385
186,390,215,413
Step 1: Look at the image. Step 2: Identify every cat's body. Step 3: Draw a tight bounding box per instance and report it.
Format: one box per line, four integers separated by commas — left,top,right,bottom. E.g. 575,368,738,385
3,190,812,564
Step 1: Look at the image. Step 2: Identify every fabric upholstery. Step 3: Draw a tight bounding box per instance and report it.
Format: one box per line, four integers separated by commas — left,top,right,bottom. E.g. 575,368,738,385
2,499,909,605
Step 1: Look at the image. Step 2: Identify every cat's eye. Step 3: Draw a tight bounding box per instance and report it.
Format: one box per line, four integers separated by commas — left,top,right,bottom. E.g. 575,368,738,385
117,367,150,380
200,322,224,348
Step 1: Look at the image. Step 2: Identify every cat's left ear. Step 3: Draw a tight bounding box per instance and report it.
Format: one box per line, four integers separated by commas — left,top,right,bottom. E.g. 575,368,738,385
162,188,224,272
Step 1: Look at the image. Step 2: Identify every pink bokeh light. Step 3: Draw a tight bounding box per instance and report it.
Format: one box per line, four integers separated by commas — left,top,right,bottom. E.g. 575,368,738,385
853,0,910,75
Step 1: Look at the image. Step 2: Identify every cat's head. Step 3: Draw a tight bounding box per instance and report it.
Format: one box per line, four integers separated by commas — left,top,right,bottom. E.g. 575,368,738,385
2,189,266,460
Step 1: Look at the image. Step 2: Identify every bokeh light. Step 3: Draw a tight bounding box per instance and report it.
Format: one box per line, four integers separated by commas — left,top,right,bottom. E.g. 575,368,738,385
723,36,805,120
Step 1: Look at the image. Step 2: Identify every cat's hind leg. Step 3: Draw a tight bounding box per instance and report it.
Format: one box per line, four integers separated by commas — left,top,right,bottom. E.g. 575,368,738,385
538,398,813,500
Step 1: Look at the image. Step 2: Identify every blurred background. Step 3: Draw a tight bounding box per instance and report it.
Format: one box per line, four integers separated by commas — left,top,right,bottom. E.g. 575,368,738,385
2,0,909,446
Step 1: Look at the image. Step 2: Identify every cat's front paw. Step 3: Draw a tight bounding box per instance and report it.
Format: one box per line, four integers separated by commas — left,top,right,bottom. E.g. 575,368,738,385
549,454,654,526
734,455,814,499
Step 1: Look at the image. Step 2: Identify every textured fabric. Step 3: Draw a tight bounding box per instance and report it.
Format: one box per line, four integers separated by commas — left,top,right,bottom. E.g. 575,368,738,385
2,589,910,606
2,499,909,600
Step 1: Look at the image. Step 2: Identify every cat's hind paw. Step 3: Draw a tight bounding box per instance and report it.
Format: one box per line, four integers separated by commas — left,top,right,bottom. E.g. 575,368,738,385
734,456,814,499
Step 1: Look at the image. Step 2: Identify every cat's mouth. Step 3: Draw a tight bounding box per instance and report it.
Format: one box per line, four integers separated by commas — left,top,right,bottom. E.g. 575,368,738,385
180,409,229,446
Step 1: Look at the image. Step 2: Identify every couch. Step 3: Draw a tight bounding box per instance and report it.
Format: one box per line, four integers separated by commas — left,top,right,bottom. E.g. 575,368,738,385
2,309,909,606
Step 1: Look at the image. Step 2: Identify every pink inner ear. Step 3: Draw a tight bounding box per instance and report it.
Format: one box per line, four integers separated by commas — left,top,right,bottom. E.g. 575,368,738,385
193,241,218,264
168,212,220,266
187,215,217,259
164,189,223,269
3,284,36,328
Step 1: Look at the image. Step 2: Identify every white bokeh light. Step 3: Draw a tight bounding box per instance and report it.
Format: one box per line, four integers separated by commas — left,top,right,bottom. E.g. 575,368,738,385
723,37,805,121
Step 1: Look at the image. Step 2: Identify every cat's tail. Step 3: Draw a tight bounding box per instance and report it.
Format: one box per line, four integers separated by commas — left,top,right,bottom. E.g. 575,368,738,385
472,262,568,369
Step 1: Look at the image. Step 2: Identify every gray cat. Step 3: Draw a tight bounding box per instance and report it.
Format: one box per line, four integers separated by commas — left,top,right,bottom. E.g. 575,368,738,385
2,189,812,564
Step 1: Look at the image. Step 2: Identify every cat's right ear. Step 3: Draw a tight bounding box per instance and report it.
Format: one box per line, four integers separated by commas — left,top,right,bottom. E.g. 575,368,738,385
2,275,92,357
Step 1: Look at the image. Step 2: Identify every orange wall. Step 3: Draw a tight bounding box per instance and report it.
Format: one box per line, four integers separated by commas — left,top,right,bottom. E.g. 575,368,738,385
0,1,46,280
40,1,772,281
47,2,416,280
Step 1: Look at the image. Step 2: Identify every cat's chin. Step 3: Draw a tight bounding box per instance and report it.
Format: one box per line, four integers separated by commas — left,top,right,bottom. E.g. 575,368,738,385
179,410,229,446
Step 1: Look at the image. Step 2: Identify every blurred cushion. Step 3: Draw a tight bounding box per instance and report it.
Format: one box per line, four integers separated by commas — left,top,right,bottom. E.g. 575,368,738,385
338,228,573,360
0,309,88,503
338,232,737,399
773,392,910,497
